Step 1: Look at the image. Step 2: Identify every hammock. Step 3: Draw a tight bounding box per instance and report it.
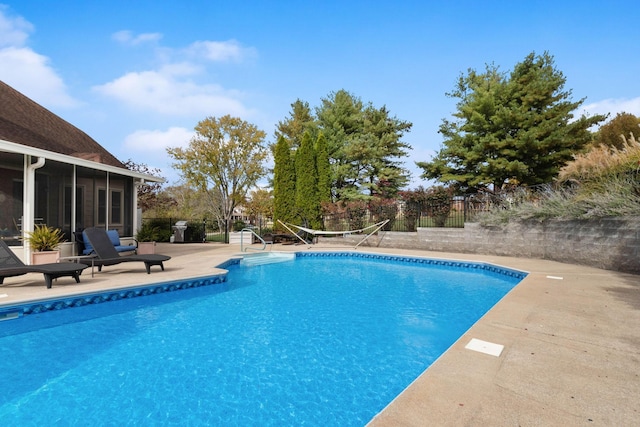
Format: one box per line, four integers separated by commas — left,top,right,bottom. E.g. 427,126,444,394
277,219,389,248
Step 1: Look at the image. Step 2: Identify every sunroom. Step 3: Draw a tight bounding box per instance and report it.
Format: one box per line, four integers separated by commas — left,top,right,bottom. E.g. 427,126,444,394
0,139,161,262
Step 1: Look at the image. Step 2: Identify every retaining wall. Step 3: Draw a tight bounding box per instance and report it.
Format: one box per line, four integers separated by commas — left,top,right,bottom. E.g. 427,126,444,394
323,217,640,274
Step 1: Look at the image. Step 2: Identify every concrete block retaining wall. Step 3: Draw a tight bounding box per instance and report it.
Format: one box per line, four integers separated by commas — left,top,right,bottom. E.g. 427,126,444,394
323,217,640,274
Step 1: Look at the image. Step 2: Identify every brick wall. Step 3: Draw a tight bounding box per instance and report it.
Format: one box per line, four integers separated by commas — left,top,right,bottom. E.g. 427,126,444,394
324,217,640,274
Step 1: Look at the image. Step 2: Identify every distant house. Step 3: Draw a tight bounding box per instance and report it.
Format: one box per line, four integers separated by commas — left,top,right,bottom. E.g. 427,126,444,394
0,80,162,261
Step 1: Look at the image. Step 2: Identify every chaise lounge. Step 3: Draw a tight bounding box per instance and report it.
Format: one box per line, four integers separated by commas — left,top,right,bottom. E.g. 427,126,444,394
81,227,171,274
77,229,137,255
0,240,89,289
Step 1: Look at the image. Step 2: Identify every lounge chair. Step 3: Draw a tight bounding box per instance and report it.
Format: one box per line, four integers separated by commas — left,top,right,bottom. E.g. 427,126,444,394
0,240,88,289
81,227,170,274
76,229,137,255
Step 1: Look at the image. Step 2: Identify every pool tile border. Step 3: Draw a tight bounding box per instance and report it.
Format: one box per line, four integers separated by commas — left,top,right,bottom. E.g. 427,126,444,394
295,251,528,280
0,273,227,319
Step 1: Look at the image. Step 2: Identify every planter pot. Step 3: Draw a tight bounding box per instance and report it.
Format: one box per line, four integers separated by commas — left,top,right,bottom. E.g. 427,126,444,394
31,250,60,265
137,241,156,255
60,241,75,258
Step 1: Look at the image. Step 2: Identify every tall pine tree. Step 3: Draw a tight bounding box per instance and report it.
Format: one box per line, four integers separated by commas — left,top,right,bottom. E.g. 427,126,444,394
418,52,605,191
295,131,321,228
273,135,297,228
315,132,331,204
316,89,412,200
274,99,317,150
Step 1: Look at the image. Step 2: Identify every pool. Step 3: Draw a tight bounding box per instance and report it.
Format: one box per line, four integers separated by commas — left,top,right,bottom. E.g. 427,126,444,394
0,252,526,425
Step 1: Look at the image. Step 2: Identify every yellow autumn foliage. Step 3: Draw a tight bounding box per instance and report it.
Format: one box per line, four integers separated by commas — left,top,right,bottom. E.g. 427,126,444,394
559,133,640,183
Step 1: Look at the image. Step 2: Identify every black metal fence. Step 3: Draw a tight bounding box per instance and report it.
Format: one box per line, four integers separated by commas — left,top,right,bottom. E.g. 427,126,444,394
142,218,226,243
143,192,515,239
321,197,475,232
318,191,530,232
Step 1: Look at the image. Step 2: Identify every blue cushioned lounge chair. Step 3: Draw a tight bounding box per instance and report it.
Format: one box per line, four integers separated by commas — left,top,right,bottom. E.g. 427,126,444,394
81,227,170,274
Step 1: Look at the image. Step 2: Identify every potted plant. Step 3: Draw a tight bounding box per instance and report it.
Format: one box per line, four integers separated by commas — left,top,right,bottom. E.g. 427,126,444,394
135,222,160,254
26,224,65,264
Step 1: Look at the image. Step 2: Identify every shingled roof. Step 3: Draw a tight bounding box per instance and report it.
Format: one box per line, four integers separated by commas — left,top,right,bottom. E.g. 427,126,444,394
0,80,124,168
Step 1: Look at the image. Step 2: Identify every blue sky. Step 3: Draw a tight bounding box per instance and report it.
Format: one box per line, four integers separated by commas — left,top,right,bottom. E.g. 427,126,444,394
1,1,639,187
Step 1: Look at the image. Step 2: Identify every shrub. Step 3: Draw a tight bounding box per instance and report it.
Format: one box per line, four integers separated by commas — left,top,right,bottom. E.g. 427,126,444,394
559,135,640,184
368,197,397,231
233,220,247,232
345,200,368,231
145,218,174,242
476,135,640,225
425,186,453,227
26,224,64,251
400,187,429,231
135,222,161,242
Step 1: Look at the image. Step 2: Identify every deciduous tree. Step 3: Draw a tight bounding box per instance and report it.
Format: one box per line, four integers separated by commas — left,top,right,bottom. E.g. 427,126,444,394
245,188,273,227
167,115,267,232
122,159,166,211
594,112,640,150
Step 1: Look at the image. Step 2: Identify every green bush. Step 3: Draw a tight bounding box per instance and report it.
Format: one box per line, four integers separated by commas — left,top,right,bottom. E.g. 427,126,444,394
426,190,452,227
233,220,247,232
145,218,173,242
135,222,161,242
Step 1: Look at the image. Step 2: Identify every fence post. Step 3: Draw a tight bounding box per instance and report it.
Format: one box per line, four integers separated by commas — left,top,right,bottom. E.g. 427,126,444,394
464,197,468,223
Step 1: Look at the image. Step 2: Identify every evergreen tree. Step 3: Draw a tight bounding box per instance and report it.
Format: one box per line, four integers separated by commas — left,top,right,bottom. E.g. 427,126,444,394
418,52,605,191
274,99,317,150
272,135,297,228
295,131,321,228
316,89,412,201
361,105,411,198
315,132,331,204
316,90,365,200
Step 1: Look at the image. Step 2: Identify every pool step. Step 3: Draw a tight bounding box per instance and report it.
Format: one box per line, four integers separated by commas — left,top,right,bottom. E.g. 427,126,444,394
0,310,22,322
240,252,295,266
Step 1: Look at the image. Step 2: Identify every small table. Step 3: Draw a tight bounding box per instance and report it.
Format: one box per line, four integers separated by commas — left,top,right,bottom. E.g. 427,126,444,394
58,254,97,277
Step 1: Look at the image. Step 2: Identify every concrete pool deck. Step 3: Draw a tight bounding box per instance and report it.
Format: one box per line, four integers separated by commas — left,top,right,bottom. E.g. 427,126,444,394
1,242,638,425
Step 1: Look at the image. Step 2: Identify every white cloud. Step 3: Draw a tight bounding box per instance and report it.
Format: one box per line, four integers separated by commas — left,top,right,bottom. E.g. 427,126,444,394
0,7,79,108
0,5,32,47
93,69,249,116
112,30,162,46
159,61,202,77
581,97,640,121
0,46,79,108
96,30,256,119
185,39,255,63
122,127,195,184
123,127,194,152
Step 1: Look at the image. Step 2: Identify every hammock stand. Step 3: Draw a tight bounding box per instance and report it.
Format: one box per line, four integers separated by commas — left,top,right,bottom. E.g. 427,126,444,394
277,219,389,249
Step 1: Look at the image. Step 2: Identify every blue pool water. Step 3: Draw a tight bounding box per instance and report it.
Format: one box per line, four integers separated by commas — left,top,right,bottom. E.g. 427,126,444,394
0,253,525,425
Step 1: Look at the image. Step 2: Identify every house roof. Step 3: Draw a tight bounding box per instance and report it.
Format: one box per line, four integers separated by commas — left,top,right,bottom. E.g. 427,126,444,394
0,80,124,168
